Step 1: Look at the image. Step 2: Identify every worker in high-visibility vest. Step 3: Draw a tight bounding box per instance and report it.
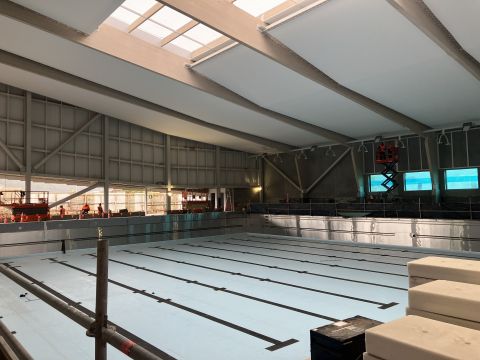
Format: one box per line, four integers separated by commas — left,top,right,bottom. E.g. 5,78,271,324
59,205,66,219
81,203,90,215
97,203,103,217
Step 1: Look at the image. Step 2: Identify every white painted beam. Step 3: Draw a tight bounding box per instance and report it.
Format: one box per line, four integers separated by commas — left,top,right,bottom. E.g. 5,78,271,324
158,0,430,135
0,0,352,145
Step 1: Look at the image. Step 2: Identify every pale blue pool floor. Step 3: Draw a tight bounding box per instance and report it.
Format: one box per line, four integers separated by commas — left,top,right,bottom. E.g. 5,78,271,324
1,233,478,360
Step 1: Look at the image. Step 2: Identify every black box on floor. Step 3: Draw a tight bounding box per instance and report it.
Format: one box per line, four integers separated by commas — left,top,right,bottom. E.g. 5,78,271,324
310,316,382,360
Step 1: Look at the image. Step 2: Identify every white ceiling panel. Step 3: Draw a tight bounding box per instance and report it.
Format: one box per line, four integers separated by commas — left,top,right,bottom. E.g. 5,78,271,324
10,0,124,34
0,63,274,154
270,0,480,128
194,44,403,138
0,15,324,148
424,0,480,63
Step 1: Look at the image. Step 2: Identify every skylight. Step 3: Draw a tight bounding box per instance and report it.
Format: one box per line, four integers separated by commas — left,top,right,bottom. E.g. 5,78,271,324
137,20,172,39
233,0,286,17
102,1,239,59
110,7,139,26
170,36,204,52
150,6,192,30
121,0,158,15
183,24,223,45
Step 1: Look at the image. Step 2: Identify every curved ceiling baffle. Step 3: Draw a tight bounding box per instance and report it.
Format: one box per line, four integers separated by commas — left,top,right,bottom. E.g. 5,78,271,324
266,0,480,130
0,0,353,154
160,0,431,137
421,0,480,65
388,0,480,82
0,50,293,154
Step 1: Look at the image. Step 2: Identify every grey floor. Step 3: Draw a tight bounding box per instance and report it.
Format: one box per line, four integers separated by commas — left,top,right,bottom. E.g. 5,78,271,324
1,233,478,360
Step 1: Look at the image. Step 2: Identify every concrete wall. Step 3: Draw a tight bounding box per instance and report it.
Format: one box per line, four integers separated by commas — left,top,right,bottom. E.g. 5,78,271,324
2,213,480,257
247,214,480,254
0,212,249,257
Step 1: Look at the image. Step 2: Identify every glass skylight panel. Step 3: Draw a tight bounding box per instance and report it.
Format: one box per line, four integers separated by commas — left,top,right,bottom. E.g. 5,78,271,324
150,6,192,30
121,0,158,15
137,20,173,39
233,0,286,17
183,24,222,45
110,7,140,25
170,36,203,52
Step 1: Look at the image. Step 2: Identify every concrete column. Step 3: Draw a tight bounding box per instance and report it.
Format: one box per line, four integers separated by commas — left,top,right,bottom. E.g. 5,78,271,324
103,116,109,213
259,157,265,203
424,134,441,203
165,135,172,212
215,146,221,209
25,91,32,203
350,147,365,200
144,187,148,215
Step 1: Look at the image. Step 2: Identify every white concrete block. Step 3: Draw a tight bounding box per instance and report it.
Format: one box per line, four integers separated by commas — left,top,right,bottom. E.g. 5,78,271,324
408,257,480,285
409,280,480,322
365,315,480,360
406,307,480,331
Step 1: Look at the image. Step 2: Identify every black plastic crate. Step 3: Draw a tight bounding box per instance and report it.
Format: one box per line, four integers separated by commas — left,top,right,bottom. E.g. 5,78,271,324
311,316,382,360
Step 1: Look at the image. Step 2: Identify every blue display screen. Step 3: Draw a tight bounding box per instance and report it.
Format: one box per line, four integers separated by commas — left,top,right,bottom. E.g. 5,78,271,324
369,174,392,192
445,168,479,190
404,171,432,191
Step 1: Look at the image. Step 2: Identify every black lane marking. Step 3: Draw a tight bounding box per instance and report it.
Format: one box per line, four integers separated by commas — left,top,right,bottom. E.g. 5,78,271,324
144,249,399,308
46,258,298,351
137,247,407,291
230,237,420,261
206,240,407,267
89,254,339,322
3,264,176,360
249,235,480,259
178,244,407,278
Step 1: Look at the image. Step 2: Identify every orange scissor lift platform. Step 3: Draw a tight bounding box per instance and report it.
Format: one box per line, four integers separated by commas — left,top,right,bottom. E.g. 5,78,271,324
0,191,50,222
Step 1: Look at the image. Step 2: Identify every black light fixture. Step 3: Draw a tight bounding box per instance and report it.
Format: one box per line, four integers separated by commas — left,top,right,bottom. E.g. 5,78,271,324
463,122,473,132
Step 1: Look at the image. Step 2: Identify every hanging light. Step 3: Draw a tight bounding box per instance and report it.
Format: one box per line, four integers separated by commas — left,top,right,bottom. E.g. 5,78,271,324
438,129,450,145
358,141,368,153
325,146,336,157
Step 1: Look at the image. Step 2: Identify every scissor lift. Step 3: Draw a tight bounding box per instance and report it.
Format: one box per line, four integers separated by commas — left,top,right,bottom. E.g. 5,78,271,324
375,143,399,193
0,191,50,222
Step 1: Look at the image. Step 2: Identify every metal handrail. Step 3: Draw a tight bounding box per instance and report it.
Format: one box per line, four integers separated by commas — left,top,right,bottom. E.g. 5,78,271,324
0,318,33,360
251,199,480,219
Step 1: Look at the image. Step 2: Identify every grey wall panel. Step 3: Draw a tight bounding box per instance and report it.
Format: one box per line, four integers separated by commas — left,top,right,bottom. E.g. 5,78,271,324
0,83,254,189
469,129,480,166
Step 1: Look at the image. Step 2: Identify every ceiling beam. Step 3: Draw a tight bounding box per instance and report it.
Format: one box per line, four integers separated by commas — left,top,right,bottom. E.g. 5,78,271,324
158,0,430,135
387,0,480,82
160,19,197,46
0,50,294,153
0,0,352,145
127,2,164,33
